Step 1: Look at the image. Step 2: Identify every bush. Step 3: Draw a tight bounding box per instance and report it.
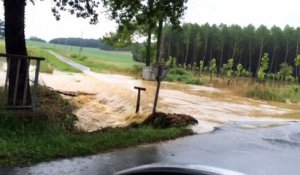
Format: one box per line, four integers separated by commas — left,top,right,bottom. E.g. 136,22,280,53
246,85,300,103
166,68,203,85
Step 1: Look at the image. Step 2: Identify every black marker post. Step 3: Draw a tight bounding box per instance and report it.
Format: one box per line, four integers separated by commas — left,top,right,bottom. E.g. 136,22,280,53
134,86,146,113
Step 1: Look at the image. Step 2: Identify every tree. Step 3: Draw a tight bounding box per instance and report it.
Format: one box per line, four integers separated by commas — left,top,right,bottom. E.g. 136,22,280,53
103,0,188,66
295,55,300,83
277,63,293,81
236,63,243,77
199,60,204,75
208,58,217,80
283,25,295,63
255,25,269,74
269,26,282,73
4,0,100,105
243,24,255,71
183,24,190,65
257,53,269,81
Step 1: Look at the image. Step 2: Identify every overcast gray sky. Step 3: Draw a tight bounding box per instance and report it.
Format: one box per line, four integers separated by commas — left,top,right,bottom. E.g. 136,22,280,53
0,0,299,41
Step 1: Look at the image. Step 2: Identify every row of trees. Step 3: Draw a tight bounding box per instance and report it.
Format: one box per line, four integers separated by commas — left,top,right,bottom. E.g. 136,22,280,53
49,37,113,50
185,53,300,83
157,23,300,76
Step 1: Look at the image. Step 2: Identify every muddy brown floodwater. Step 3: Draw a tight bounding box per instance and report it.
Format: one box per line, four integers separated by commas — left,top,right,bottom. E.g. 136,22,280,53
0,56,299,133
40,69,300,133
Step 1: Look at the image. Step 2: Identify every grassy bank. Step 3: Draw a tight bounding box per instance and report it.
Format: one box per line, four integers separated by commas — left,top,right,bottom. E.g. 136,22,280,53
0,88,192,166
28,47,81,73
166,68,203,85
246,85,300,103
0,40,80,73
52,48,143,76
27,40,143,76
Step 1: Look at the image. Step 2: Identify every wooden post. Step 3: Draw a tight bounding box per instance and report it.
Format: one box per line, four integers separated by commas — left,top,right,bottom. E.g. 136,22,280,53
134,86,146,113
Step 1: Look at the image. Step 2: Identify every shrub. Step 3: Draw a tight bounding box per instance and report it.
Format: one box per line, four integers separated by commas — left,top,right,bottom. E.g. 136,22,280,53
166,68,202,85
246,85,300,103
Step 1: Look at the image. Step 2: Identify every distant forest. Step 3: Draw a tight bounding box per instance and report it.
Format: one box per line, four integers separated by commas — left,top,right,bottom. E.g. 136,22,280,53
49,38,113,51
155,23,300,75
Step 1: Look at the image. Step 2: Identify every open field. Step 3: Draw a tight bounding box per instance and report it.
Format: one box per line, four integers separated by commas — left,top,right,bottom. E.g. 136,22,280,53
0,40,80,73
27,40,142,75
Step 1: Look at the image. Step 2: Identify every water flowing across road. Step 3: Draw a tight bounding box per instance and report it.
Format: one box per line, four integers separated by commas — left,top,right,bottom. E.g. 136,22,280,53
0,51,300,174
40,51,300,133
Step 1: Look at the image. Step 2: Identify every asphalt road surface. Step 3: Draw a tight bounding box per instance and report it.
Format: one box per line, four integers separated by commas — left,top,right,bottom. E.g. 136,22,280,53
1,121,300,175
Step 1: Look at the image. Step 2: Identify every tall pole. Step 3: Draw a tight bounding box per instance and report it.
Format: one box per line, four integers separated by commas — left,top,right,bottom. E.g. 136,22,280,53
152,66,162,113
79,31,83,57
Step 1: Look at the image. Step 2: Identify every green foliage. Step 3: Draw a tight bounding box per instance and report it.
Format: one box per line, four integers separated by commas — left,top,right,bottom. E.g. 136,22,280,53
209,58,217,74
222,58,234,77
236,63,243,76
166,68,203,85
295,55,300,67
199,60,204,73
257,53,269,81
277,63,293,81
246,85,300,102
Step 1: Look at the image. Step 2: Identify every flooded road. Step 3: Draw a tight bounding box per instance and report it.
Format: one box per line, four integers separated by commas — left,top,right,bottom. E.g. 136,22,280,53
0,52,300,174
1,51,298,132
1,121,300,175
39,51,300,133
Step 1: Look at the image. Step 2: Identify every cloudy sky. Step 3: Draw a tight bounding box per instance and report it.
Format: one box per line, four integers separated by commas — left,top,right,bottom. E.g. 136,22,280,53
0,0,299,41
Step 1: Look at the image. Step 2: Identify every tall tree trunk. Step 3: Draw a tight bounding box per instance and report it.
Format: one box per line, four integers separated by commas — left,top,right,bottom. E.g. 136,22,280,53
284,40,289,63
249,41,252,71
193,40,197,64
146,30,152,66
203,38,208,63
209,42,213,62
176,41,179,64
256,40,264,74
269,47,277,73
220,40,224,70
167,38,171,60
232,40,237,60
4,0,31,105
146,0,154,66
296,41,299,56
156,19,163,63
184,38,189,66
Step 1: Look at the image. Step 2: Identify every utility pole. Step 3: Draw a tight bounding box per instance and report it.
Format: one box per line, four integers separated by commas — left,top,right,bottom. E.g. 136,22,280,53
79,31,83,57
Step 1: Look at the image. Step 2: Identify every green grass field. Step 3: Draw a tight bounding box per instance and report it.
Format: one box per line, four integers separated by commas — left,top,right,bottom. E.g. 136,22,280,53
27,40,143,75
0,40,80,73
0,40,141,75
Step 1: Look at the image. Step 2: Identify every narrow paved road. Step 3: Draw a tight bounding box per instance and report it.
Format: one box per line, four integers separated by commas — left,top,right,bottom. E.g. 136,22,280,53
1,122,300,175
48,50,91,72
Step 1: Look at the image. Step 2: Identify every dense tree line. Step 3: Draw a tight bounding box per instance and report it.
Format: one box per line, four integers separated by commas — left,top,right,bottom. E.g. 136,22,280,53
28,36,46,43
158,23,300,77
49,37,113,50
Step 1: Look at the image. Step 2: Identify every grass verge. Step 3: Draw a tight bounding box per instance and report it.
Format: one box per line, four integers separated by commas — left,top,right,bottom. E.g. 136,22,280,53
28,47,81,73
0,88,192,166
246,85,300,103
0,40,80,73
166,68,203,85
